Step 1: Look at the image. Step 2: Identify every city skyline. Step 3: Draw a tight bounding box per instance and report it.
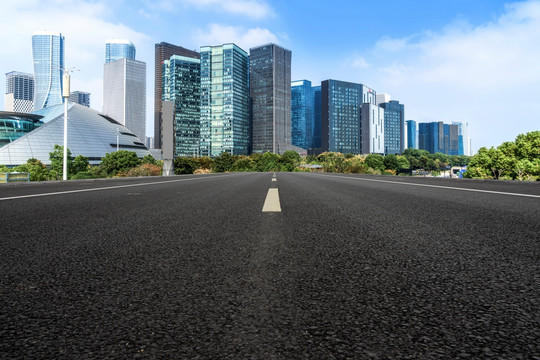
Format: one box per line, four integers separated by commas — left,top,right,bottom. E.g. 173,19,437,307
1,0,539,152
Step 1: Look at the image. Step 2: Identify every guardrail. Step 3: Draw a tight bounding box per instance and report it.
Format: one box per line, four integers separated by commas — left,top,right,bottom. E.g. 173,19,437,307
0,172,30,183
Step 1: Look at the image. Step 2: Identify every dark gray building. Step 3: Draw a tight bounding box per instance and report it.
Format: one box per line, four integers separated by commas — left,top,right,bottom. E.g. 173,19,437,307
69,91,90,107
154,42,199,149
321,79,376,154
250,43,292,154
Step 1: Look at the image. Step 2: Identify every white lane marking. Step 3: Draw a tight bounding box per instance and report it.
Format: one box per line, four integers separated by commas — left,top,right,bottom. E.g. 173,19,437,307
0,174,235,201
272,178,277,182
262,188,281,212
320,174,540,199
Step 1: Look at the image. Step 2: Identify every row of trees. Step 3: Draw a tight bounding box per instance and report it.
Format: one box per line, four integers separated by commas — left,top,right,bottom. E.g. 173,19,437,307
171,149,471,175
3,132,536,181
0,146,161,181
464,131,539,181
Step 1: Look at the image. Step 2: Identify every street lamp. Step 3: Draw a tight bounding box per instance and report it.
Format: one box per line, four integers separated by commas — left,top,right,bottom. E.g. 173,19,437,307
61,67,78,181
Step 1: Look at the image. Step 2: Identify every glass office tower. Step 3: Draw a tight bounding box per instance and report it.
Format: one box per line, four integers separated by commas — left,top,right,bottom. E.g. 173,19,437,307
379,100,405,155
312,85,322,149
200,43,249,156
69,91,90,107
154,42,200,149
418,121,459,155
321,79,376,154
162,55,201,157
102,58,146,141
32,31,64,111
406,120,417,149
4,72,34,113
250,44,292,154
291,80,313,150
105,39,136,63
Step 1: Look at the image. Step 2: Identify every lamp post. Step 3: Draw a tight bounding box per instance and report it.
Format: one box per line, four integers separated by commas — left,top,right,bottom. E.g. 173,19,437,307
62,72,70,181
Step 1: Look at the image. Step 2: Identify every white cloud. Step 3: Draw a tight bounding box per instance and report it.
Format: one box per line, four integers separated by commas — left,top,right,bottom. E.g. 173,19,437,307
0,0,152,134
350,0,540,151
195,24,279,51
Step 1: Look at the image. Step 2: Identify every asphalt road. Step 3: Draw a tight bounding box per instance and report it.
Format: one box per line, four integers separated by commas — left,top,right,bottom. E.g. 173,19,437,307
1,173,539,359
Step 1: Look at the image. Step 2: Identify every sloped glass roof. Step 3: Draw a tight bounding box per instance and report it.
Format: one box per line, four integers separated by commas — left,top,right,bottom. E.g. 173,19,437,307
0,103,151,165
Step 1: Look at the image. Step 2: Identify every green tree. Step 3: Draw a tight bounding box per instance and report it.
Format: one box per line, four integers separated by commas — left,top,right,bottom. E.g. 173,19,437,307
279,150,301,172
383,154,399,172
231,156,254,172
365,154,384,172
174,157,197,174
101,150,141,176
49,145,73,179
255,152,280,172
142,154,157,165
212,152,238,173
72,155,90,175
14,158,51,181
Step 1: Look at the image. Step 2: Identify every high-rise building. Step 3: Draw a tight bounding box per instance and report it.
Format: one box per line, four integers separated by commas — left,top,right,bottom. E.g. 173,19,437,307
200,43,249,156
250,43,292,154
5,72,34,113
376,93,391,106
69,91,90,107
291,80,313,150
361,103,385,154
321,79,376,154
406,120,417,149
102,58,146,141
418,121,460,155
154,42,199,149
379,100,405,154
105,39,136,63
32,31,64,111
162,55,201,157
452,121,470,156
312,85,322,149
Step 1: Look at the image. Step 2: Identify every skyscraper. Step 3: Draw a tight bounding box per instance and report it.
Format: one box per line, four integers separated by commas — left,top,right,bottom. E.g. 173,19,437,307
162,55,201,157
321,79,376,154
102,58,146,141
4,72,34,113
250,43,292,154
291,80,313,150
200,43,249,156
32,31,64,111
418,121,459,155
154,42,199,149
312,85,322,149
379,100,405,154
452,121,469,156
406,120,417,149
69,91,90,107
105,39,136,63
361,103,385,154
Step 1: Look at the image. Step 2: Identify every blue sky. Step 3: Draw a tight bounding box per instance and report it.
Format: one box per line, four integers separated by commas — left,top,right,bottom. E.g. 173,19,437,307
2,0,539,152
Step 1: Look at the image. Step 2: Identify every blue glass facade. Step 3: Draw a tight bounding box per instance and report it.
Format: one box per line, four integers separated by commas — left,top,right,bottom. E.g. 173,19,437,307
291,80,313,149
312,85,321,149
105,40,136,63
162,55,201,157
0,113,43,147
32,31,64,111
321,79,376,154
418,121,460,155
406,120,417,149
200,44,249,156
379,100,404,154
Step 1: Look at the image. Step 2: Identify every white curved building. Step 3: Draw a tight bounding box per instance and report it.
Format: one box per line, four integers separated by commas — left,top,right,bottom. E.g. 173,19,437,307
0,103,150,166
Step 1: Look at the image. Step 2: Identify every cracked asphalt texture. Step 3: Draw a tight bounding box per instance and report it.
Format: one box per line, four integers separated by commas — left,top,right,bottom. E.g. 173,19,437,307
1,172,539,359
